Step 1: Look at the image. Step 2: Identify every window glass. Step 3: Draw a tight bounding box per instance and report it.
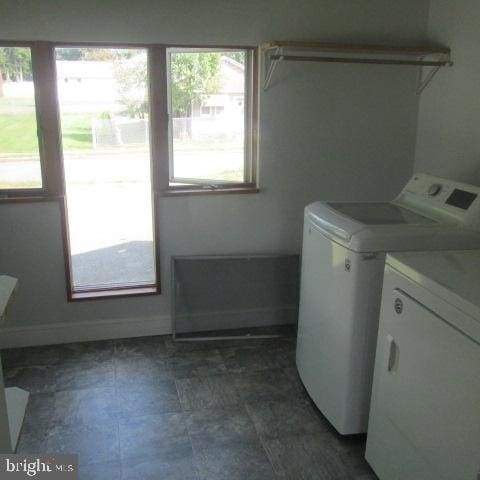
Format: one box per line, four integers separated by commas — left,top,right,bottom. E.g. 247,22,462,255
56,47,156,289
0,46,42,190
168,49,251,185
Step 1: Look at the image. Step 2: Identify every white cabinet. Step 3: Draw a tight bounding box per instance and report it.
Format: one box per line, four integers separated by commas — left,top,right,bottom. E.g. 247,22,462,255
366,254,480,480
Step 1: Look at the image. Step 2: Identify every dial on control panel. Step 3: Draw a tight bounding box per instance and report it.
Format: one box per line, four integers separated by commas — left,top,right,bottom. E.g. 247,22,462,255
428,183,442,196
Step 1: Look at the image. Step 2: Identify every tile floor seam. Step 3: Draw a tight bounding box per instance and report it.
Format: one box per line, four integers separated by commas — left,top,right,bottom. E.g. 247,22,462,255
255,431,281,479
242,398,282,478
114,420,122,477
185,416,201,479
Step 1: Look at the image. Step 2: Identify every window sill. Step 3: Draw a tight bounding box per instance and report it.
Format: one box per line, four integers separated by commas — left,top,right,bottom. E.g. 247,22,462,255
0,194,63,204
161,186,260,197
70,285,159,301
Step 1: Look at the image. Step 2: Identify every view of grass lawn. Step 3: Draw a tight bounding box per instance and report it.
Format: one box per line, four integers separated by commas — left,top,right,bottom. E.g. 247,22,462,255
0,114,40,153
0,180,41,189
60,114,94,150
0,96,93,155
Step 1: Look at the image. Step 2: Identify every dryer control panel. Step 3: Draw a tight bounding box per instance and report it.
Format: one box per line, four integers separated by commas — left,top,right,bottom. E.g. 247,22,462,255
394,173,480,230
445,188,477,210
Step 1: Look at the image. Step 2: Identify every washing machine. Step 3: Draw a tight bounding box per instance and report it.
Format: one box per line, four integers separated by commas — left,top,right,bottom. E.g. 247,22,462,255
365,250,480,480
296,173,480,434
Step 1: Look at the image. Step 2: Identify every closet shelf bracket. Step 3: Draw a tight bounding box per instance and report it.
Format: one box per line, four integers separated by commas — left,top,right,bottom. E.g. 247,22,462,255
261,41,453,93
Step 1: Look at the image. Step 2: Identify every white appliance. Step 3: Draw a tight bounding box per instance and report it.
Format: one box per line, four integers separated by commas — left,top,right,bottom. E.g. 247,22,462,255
366,250,480,480
296,173,480,434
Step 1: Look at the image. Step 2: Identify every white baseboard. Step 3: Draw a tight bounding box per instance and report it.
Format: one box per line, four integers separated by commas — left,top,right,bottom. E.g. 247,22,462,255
0,314,171,349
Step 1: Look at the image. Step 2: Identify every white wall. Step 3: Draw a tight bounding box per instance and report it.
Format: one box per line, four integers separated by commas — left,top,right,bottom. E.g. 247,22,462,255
414,0,480,183
0,0,430,343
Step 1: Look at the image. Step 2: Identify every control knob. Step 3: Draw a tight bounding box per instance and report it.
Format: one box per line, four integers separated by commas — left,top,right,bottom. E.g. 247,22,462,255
428,183,442,196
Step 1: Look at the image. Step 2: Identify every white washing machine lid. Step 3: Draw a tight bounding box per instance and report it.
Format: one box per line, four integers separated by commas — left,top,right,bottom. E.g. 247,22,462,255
305,201,480,253
305,173,480,253
326,202,435,226
386,250,480,341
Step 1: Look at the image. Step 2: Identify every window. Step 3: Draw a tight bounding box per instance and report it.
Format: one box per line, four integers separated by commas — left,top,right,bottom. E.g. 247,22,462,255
166,47,257,191
0,45,43,192
55,46,157,296
0,42,259,299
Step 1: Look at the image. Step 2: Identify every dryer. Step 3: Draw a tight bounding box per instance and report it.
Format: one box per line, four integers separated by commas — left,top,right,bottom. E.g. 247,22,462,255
366,250,480,480
296,173,480,434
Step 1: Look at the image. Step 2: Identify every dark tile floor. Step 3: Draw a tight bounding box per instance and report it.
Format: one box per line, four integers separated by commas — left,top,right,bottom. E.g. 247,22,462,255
1,334,378,480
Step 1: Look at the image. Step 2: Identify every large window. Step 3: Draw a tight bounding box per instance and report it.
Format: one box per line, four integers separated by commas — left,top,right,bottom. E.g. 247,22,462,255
166,48,257,191
0,42,258,299
55,47,156,294
0,45,43,191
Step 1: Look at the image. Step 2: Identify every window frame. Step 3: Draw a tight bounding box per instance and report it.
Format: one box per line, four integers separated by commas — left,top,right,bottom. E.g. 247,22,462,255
164,46,258,194
0,41,259,199
52,43,161,300
0,41,66,199
0,41,48,197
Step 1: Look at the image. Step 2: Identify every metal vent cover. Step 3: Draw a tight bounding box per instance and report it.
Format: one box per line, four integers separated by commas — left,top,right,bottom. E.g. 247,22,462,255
171,254,300,340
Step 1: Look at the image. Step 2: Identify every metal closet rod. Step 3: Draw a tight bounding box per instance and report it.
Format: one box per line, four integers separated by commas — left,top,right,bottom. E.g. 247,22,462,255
269,54,451,67
261,41,450,54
